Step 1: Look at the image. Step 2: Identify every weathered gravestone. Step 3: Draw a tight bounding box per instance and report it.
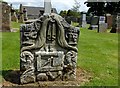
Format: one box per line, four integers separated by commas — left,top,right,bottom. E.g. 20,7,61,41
20,1,80,84
11,4,18,22
81,12,87,28
65,16,72,24
23,8,28,21
1,2,11,32
110,13,120,33
98,16,108,33
79,12,87,28
88,16,99,30
116,13,120,33
44,0,51,15
106,14,113,29
18,4,24,23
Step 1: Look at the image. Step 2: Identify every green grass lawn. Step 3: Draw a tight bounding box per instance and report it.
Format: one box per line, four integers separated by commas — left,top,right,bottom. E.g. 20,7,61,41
1,23,118,86
11,22,22,28
77,28,118,86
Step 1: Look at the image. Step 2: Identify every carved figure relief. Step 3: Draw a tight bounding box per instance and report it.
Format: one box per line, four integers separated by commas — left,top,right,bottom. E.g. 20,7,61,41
20,13,80,84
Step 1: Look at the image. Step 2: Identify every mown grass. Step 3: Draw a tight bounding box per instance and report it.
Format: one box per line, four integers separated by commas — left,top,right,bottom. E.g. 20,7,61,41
1,22,118,86
77,28,118,86
11,22,22,29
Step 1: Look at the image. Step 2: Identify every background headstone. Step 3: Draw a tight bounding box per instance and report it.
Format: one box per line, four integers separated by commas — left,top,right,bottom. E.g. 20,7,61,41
88,16,99,30
110,15,117,33
98,16,107,33
18,4,24,23
98,23,108,33
1,2,11,32
86,16,91,24
116,13,120,33
44,0,51,15
80,12,87,28
11,9,18,22
106,14,113,29
23,8,28,21
99,16,105,24
65,16,72,24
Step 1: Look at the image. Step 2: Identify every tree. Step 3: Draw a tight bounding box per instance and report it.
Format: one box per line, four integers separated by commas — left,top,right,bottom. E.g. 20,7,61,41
85,1,105,16
71,0,81,12
59,10,67,17
85,0,120,16
104,2,120,15
59,0,81,18
67,9,80,18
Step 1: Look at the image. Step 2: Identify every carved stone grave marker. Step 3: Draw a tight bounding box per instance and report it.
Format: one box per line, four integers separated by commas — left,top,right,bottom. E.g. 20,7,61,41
20,7,80,84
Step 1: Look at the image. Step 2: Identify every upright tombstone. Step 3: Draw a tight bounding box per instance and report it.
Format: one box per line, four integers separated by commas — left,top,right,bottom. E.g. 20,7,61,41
80,12,87,28
110,14,117,33
44,0,51,15
116,13,120,33
65,16,72,24
11,4,18,22
98,16,108,33
88,16,99,30
23,8,28,21
18,4,24,23
20,0,80,84
106,14,113,29
1,2,11,32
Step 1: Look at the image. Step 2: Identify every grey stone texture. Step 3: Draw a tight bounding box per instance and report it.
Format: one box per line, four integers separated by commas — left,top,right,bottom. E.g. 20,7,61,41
11,10,18,22
79,12,87,28
23,8,28,21
116,13,120,33
98,23,108,33
20,13,80,84
18,4,24,23
89,16,99,30
106,14,113,29
110,13,120,33
1,2,11,32
44,0,51,15
98,16,108,33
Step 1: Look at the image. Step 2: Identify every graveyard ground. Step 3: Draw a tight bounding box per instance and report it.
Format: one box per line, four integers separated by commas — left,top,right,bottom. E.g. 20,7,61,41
1,22,118,86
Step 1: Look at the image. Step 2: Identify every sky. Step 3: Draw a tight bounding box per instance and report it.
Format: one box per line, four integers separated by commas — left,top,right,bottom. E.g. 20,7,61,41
4,0,89,13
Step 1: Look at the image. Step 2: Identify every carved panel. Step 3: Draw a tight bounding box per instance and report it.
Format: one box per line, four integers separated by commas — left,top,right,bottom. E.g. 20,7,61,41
20,14,80,84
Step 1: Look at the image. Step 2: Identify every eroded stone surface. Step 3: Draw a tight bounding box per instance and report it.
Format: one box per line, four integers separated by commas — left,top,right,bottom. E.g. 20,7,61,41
20,14,80,84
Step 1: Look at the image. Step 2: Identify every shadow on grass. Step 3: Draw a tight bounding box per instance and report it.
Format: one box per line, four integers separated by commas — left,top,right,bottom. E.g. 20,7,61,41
0,70,20,84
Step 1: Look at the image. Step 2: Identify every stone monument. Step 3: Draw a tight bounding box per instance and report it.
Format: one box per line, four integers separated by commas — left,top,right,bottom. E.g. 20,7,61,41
116,13,120,33
98,16,108,33
20,0,80,84
81,12,87,28
88,16,99,30
18,4,24,23
110,13,120,33
23,8,28,21
44,0,51,15
106,14,113,29
1,2,11,32
11,4,18,22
